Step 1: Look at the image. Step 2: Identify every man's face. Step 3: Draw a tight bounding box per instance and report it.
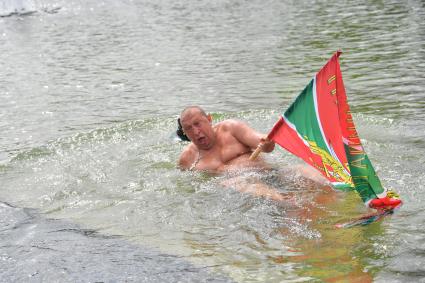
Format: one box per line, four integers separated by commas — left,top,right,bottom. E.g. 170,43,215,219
180,110,215,150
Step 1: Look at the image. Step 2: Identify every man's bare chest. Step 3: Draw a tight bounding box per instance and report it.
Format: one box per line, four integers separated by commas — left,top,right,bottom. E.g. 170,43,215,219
196,142,250,170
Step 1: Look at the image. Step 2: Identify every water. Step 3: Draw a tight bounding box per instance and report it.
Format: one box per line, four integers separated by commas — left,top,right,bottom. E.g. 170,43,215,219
1,0,424,281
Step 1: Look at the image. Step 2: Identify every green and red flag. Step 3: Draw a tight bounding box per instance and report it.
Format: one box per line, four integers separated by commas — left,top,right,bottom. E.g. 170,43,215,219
267,51,401,212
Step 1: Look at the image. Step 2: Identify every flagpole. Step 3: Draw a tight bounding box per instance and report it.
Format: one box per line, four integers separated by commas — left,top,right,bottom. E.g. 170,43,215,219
249,145,262,161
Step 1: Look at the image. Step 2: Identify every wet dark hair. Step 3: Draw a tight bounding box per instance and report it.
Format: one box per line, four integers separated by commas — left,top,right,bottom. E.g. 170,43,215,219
176,118,190,141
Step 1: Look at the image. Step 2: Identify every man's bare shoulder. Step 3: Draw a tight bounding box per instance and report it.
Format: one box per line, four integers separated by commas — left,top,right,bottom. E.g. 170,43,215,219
214,119,246,131
178,144,197,170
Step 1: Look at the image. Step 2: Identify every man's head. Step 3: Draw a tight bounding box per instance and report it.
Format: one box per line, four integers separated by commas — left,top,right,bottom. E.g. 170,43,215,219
180,106,216,150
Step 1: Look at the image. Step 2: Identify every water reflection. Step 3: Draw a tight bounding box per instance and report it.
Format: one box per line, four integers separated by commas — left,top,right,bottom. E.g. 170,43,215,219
174,170,386,281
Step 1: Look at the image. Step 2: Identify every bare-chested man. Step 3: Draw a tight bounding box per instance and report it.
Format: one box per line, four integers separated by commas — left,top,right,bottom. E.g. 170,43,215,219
178,106,275,173
177,106,330,201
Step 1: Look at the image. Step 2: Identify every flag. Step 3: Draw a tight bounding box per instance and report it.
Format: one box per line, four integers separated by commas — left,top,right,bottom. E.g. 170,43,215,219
268,51,401,210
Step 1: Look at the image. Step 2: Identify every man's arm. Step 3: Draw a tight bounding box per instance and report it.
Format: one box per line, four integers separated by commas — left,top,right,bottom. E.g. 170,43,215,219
178,146,196,170
229,120,275,152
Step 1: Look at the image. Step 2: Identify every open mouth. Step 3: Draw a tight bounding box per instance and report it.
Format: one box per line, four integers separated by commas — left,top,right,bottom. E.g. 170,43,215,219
197,137,206,144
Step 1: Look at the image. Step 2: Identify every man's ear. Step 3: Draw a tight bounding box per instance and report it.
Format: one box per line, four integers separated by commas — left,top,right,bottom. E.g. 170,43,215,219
207,114,212,123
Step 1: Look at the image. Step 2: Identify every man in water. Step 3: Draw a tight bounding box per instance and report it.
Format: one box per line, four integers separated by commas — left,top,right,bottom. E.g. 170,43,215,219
177,106,328,201
178,106,275,173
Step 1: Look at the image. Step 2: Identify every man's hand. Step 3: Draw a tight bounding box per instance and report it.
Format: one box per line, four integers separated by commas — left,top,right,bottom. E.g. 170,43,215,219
259,137,275,153
249,137,275,161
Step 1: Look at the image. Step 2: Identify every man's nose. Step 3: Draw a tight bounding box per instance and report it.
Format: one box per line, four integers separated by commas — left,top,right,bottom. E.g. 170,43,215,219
193,126,201,135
